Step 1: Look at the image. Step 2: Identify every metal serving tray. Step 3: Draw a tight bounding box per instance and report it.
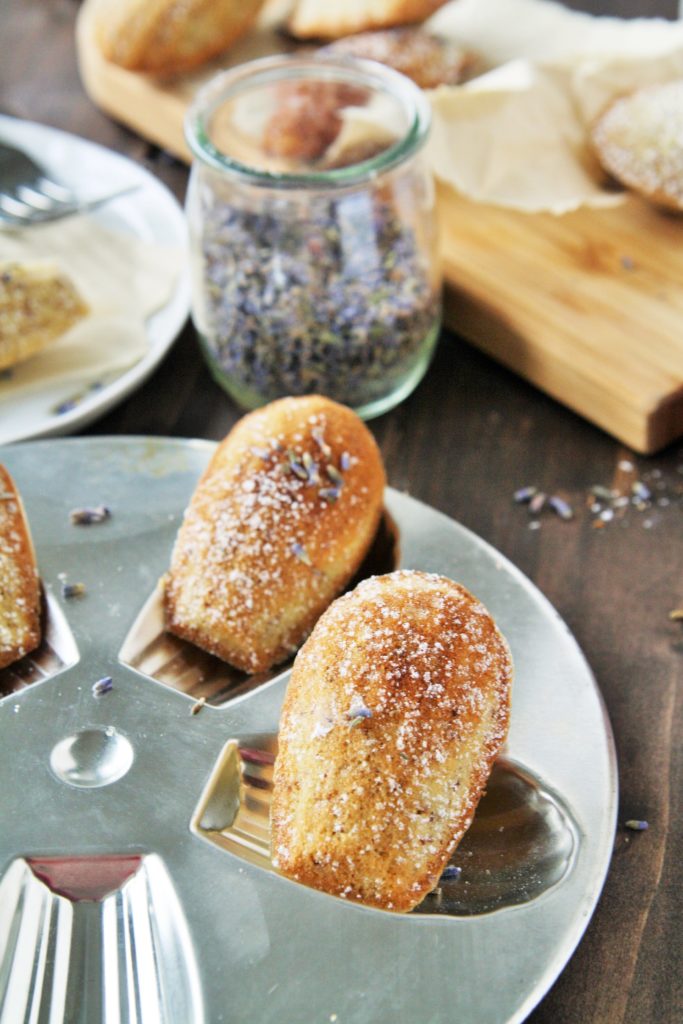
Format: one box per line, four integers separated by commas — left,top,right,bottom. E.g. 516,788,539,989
0,437,617,1024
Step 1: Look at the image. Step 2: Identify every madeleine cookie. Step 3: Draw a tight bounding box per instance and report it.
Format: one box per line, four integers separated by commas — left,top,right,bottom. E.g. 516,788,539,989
164,396,385,673
94,0,267,75
324,28,478,90
271,570,513,912
263,80,369,162
0,466,41,670
0,261,88,373
288,0,450,41
592,80,683,211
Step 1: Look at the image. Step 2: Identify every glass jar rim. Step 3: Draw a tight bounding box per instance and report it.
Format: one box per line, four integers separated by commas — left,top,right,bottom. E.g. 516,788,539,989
184,53,432,189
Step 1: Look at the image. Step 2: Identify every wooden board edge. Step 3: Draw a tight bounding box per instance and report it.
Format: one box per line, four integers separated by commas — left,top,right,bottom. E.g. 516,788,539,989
443,286,679,456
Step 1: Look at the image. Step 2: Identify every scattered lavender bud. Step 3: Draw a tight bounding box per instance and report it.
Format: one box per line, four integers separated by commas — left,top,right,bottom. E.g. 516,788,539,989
318,486,341,503
513,485,537,504
528,492,547,515
440,865,462,881
92,676,113,697
326,464,344,486
590,485,617,500
625,819,649,831
291,542,312,566
70,505,111,525
549,495,574,520
312,427,331,458
632,481,651,501
340,451,352,472
287,456,309,481
346,700,373,726
61,581,86,599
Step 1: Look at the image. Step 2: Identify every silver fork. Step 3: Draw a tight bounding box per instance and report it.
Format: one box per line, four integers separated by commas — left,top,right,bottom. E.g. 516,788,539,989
0,140,137,227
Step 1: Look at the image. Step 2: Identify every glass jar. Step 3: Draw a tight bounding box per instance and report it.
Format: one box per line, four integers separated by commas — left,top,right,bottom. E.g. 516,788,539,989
184,53,441,419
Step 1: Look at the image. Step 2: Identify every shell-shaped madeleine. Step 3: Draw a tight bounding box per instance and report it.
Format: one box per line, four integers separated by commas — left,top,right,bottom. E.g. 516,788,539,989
164,396,386,674
0,465,41,670
271,570,513,912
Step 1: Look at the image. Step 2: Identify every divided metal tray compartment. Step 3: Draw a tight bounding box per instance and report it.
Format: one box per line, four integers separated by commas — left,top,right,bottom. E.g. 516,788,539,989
0,437,617,1024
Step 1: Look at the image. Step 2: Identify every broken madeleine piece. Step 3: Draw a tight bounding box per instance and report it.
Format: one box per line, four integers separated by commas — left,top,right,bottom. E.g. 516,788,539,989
271,570,513,911
0,465,41,670
0,260,89,373
164,395,386,674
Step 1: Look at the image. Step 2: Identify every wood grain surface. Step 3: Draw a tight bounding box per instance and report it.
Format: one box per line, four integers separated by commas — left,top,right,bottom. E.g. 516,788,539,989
1,2,682,1022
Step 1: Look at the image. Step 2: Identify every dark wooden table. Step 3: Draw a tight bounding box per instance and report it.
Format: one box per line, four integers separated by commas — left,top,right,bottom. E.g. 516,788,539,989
2,2,682,1021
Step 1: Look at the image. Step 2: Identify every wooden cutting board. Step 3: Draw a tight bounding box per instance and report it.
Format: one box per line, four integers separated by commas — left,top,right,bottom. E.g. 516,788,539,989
76,2,683,454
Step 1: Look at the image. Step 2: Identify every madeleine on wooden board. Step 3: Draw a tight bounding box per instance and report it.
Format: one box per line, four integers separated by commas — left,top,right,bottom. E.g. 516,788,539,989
0,466,41,671
271,570,513,911
164,396,385,674
93,0,266,75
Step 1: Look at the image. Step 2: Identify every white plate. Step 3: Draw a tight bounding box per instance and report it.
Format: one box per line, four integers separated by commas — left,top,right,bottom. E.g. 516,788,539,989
0,115,190,444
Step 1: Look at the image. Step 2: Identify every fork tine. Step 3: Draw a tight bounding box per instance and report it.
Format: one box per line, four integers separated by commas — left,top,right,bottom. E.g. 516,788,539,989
0,193,39,219
35,176,75,203
15,185,58,211
0,185,139,227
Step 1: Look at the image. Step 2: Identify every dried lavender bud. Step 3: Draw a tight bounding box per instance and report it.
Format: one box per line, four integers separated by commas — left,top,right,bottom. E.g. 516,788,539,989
318,486,341,503
326,464,344,486
528,492,547,515
590,485,617,501
61,581,86,599
291,542,312,566
92,676,113,697
513,485,537,504
625,819,649,831
312,427,331,458
632,481,652,501
440,865,462,881
340,451,351,472
548,496,574,520
197,191,440,409
70,505,111,525
346,700,373,726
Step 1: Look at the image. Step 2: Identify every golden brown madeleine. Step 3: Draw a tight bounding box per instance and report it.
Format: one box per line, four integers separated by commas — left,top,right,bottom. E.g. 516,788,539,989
0,466,41,670
271,570,513,912
323,29,479,90
164,396,385,673
592,80,683,212
94,0,267,75
287,0,450,41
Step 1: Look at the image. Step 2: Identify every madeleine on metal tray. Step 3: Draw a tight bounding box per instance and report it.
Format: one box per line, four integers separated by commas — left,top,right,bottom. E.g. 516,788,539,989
0,465,41,670
271,569,513,911
164,395,386,674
